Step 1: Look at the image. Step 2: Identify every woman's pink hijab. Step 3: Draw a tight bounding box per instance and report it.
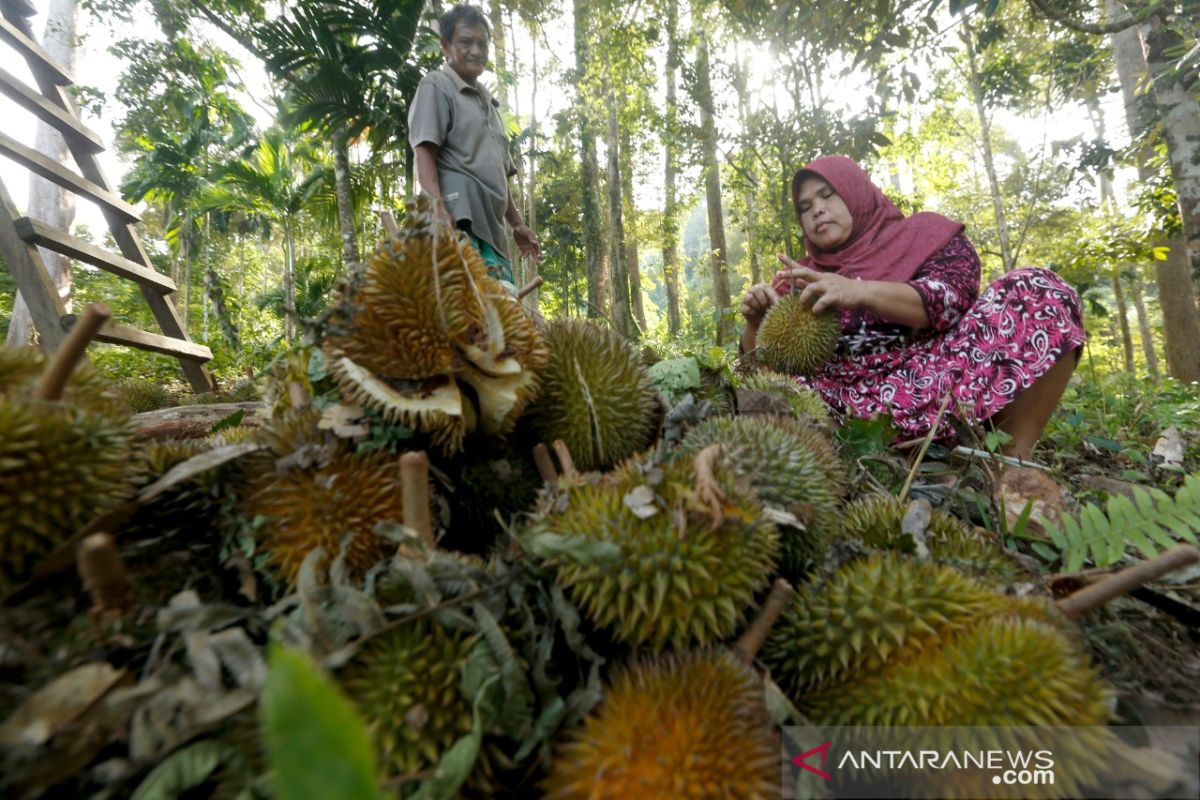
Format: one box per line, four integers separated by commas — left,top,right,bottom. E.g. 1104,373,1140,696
778,156,962,289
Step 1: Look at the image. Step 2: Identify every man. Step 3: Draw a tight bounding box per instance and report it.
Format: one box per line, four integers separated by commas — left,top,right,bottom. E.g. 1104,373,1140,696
408,4,539,288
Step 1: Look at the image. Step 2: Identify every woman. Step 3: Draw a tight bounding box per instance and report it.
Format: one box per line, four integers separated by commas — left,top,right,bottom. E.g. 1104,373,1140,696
739,156,1085,460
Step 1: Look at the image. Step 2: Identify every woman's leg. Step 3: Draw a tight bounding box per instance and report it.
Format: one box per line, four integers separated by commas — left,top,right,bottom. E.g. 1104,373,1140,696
990,349,1079,460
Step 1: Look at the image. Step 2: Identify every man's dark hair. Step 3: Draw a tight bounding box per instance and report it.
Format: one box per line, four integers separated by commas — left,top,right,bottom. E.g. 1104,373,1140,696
438,5,490,42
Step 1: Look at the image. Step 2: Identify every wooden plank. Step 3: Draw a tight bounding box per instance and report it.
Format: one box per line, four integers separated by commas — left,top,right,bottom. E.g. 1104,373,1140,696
0,1,37,21
0,179,67,349
0,65,103,153
16,216,175,293
20,56,216,393
0,15,70,85
0,131,138,223
91,320,212,362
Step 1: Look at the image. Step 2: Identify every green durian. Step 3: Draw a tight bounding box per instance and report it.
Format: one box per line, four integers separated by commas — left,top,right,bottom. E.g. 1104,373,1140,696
755,293,840,375
339,619,478,778
678,416,840,579
522,320,658,472
532,451,779,650
113,376,177,413
0,347,136,592
739,369,832,426
840,494,1028,584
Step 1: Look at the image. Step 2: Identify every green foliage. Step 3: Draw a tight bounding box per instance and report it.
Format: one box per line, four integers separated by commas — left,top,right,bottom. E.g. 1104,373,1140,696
1045,474,1200,573
646,356,701,404
131,741,232,800
261,646,381,800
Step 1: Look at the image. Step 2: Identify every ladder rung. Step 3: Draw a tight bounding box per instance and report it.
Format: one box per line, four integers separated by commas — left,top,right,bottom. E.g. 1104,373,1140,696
0,131,138,222
0,65,103,153
0,15,70,85
16,216,175,293
88,320,212,362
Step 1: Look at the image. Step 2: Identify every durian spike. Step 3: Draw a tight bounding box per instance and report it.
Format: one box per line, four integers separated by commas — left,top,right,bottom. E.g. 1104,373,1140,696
76,532,134,618
517,276,544,300
399,451,435,549
532,443,558,484
552,439,578,482
692,443,727,530
33,302,110,401
732,577,794,664
1056,545,1200,619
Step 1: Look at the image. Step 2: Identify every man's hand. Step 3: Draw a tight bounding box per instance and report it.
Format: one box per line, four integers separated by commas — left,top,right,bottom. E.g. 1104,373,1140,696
433,201,455,229
513,224,542,261
775,254,864,315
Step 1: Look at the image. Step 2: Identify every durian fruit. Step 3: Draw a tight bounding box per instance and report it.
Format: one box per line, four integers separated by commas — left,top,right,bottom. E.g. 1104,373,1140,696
768,415,846,500
119,439,217,539
678,416,839,579
755,293,840,375
0,347,136,592
113,376,177,413
322,199,548,454
739,369,832,426
762,553,1112,731
840,494,1027,584
543,650,777,799
533,449,779,649
339,619,478,778
522,320,658,472
243,447,405,584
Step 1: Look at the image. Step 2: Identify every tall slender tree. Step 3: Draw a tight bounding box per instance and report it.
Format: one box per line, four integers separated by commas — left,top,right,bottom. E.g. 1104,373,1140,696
660,0,683,335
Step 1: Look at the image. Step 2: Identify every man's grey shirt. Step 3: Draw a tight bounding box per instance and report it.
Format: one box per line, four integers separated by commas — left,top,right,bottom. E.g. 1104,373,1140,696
408,64,517,259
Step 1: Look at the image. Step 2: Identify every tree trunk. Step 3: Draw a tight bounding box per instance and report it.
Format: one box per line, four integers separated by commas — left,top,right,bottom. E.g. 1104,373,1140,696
403,142,415,201
1136,16,1200,283
661,0,682,336
182,226,192,333
733,55,760,285
574,0,607,319
283,221,297,343
693,25,733,344
962,24,1015,272
1112,269,1135,372
333,126,359,266
6,0,77,346
605,94,635,339
205,265,240,348
1111,0,1200,381
619,128,646,332
1128,274,1159,377
524,35,540,311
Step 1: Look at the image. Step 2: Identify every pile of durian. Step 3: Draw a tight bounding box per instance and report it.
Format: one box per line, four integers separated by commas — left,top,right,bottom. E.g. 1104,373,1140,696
0,202,1129,800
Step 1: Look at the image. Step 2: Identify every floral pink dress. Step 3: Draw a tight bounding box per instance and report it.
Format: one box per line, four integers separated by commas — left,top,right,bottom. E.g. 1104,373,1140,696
799,233,1086,442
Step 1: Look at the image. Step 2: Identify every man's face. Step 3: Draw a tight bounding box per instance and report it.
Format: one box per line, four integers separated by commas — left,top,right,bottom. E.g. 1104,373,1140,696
442,22,489,84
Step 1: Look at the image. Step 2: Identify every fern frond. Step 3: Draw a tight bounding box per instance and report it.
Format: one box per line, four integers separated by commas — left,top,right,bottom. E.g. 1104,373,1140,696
1045,474,1200,571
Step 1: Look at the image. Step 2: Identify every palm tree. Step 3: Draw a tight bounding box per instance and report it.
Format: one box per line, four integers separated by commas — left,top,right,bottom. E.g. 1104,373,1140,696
199,129,327,343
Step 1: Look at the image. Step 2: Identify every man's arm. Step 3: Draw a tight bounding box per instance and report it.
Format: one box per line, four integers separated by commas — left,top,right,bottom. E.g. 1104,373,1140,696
414,143,455,226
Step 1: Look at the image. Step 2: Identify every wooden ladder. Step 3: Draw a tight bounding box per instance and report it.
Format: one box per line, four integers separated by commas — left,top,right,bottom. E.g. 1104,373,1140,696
0,0,215,392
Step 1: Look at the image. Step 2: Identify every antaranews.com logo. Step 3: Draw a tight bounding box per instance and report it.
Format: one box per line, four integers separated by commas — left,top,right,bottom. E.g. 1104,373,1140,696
782,726,1200,799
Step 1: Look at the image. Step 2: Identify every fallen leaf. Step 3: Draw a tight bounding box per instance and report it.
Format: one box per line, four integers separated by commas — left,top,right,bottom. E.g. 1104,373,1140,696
1151,425,1184,469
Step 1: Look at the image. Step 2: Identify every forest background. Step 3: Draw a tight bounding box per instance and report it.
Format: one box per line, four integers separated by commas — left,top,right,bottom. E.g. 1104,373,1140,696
0,0,1198,469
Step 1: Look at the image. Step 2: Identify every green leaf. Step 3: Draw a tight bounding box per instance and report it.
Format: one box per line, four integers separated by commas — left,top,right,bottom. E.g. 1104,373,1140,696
261,646,380,800
527,532,621,565
1030,542,1059,563
210,408,245,434
646,357,701,404
132,740,231,800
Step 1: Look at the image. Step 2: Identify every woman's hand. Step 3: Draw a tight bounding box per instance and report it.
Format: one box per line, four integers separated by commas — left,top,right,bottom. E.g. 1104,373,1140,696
775,254,865,314
740,282,779,325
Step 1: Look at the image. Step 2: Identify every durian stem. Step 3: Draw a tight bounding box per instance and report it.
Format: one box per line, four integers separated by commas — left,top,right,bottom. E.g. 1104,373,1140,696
34,302,110,401
378,210,398,237
399,451,435,549
733,577,795,664
517,276,544,300
898,391,952,500
77,532,134,616
552,439,578,481
1055,545,1200,619
532,443,558,483
693,443,727,529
